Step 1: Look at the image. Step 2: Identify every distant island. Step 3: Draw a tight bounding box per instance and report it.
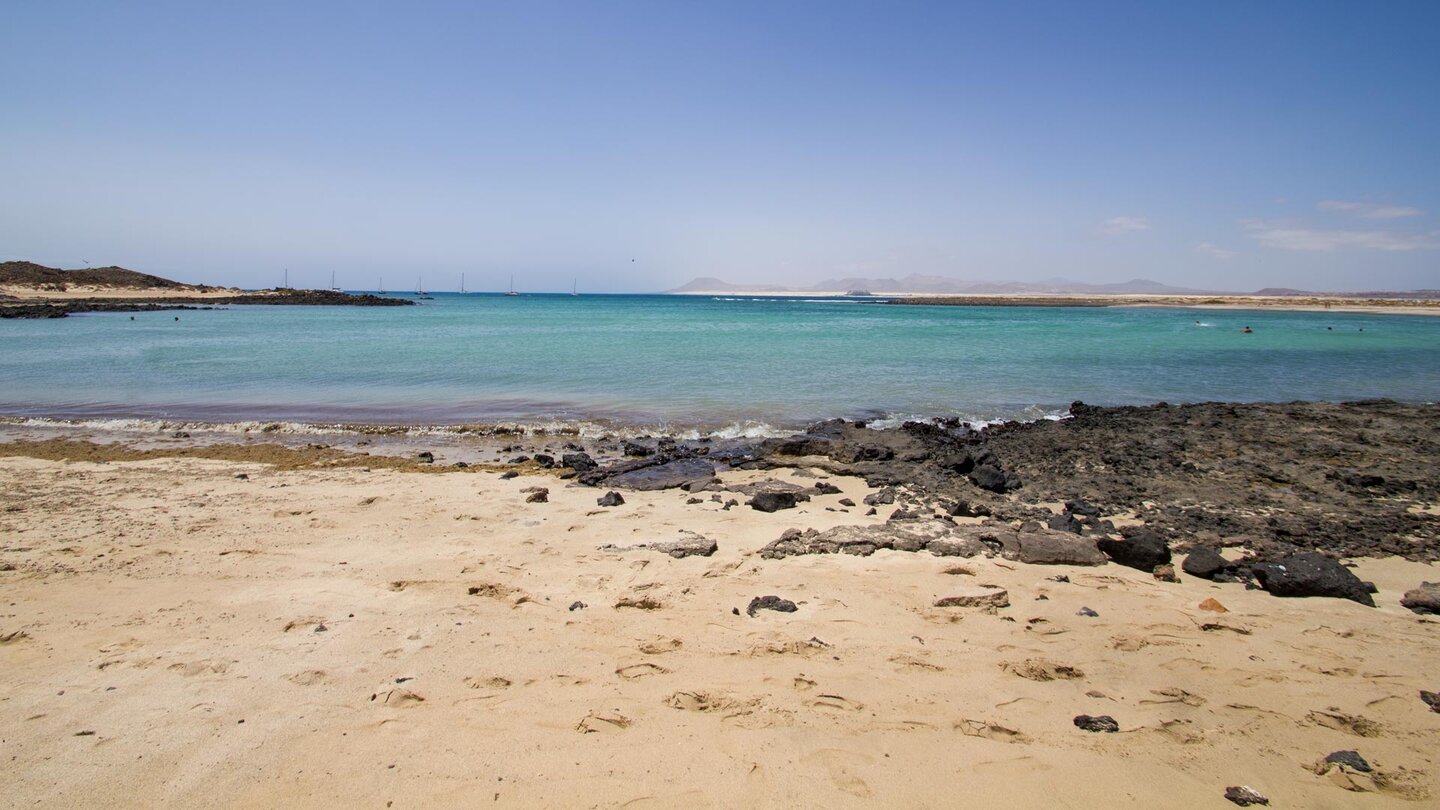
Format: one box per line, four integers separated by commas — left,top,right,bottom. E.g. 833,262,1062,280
0,261,412,318
665,273,1440,313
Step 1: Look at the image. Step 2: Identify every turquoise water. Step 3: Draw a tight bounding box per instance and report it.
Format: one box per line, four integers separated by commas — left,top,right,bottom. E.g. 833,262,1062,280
1,294,1437,432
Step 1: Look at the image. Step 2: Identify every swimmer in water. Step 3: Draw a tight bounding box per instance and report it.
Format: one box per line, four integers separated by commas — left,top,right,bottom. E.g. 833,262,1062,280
1241,326,1253,333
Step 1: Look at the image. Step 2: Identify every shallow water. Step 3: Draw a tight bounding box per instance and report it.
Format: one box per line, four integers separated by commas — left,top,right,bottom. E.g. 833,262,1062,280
1,293,1437,433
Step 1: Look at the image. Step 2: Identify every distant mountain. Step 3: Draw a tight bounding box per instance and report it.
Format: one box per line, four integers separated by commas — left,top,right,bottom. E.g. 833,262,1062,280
665,276,793,293
0,261,194,290
665,273,1224,295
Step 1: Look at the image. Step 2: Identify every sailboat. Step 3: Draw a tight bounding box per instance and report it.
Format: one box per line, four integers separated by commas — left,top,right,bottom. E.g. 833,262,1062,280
460,273,466,294
414,277,432,299
330,271,340,292
378,276,385,294
571,278,579,297
505,275,519,296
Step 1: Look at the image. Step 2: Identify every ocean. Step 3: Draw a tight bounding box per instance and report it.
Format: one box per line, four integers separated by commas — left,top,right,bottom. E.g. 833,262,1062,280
1,293,1437,436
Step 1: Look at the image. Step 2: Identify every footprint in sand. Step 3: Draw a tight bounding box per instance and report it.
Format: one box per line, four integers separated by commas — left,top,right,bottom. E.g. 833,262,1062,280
809,694,863,712
464,676,512,689
285,669,330,686
889,654,945,672
800,748,874,798
372,688,425,708
576,711,631,733
955,718,1031,744
638,637,682,655
1306,708,1384,737
167,659,231,677
793,676,817,691
1001,658,1083,682
616,662,671,679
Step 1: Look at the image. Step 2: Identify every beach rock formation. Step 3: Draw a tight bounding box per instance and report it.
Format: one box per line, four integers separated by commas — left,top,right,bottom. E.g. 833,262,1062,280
758,521,989,560
1400,582,1440,614
596,491,624,507
996,530,1107,566
934,587,1009,609
600,531,717,559
1097,529,1171,571
1250,552,1375,606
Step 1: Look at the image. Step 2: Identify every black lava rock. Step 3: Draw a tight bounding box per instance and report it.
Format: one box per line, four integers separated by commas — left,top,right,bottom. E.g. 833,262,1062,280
562,452,597,472
1097,529,1171,571
597,491,625,507
749,492,799,512
1324,750,1371,773
1250,552,1376,606
1072,714,1118,733
416,451,434,464
533,454,555,468
1182,547,1229,579
746,595,798,617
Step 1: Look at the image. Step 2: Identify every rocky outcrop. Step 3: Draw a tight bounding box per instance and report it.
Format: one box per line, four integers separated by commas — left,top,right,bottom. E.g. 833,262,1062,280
758,520,990,560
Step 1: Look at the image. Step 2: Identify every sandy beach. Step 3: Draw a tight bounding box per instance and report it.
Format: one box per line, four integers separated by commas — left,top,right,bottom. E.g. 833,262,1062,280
2,406,1437,808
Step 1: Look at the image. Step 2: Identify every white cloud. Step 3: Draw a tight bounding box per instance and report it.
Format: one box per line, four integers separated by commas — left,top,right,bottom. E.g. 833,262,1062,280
1317,199,1423,219
1242,219,1440,252
1099,216,1151,235
1194,242,1238,260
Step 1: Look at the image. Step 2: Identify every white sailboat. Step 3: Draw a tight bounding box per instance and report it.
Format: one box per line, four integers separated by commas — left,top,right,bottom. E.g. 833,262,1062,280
571,278,578,296
330,271,340,292
378,276,385,294
505,275,519,296
415,276,426,296
460,273,466,294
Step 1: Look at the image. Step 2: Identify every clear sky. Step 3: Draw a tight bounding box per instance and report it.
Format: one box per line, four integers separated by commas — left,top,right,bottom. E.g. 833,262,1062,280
3,1,1437,292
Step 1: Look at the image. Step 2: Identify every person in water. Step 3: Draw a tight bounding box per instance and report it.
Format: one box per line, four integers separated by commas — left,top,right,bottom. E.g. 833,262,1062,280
1241,326,1253,333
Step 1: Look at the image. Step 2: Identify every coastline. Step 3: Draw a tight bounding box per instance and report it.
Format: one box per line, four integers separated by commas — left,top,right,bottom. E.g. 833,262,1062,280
2,398,1438,806
670,289,1440,315
0,289,412,319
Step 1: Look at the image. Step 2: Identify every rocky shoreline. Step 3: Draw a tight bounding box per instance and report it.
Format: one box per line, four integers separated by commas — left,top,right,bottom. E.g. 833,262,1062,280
0,289,413,319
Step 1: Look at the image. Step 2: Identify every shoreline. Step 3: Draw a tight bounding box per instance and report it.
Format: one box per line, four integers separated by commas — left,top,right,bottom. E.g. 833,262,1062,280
1,398,1438,805
0,289,413,318
670,289,1440,315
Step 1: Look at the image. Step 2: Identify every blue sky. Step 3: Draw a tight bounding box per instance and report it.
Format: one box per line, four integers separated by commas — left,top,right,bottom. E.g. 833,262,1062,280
3,1,1437,292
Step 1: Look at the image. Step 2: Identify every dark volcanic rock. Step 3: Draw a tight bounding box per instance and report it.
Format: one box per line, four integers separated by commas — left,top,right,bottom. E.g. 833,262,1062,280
749,492,799,512
1250,552,1375,606
969,464,1017,493
1182,547,1229,579
1400,581,1440,614
523,487,549,503
533,454,555,468
1097,529,1171,571
1324,750,1372,773
1072,714,1118,733
604,458,716,491
596,491,625,507
622,441,652,457
814,481,842,495
562,452,597,472
746,595,798,617
1421,691,1440,713
998,531,1107,566
416,451,434,464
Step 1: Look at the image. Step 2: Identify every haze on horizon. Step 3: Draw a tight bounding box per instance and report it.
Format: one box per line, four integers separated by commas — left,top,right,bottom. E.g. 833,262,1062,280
2,1,1437,294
